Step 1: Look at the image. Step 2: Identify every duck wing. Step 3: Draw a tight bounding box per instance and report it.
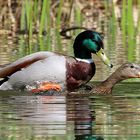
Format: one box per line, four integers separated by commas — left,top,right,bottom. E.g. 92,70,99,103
0,52,55,78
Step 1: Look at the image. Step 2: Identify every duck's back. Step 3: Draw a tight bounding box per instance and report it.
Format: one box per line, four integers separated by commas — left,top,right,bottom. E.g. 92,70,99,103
0,54,67,90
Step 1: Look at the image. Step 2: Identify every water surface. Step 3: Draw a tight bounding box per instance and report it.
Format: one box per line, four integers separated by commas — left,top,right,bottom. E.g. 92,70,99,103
0,82,140,140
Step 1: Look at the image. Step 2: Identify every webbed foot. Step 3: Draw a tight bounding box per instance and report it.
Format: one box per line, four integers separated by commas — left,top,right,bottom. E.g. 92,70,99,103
31,82,61,93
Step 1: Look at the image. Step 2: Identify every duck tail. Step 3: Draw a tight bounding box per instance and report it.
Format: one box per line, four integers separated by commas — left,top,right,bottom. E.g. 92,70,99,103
0,77,9,86
0,64,10,85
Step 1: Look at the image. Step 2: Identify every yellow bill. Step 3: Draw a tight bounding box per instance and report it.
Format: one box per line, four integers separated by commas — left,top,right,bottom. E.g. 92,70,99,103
96,48,113,68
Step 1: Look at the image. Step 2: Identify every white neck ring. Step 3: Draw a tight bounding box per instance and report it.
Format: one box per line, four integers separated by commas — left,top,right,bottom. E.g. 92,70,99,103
76,58,93,64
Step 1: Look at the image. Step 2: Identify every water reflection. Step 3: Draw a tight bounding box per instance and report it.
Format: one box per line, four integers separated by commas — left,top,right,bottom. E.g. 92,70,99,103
0,93,103,139
67,95,103,140
91,83,140,139
0,95,67,139
1,83,140,139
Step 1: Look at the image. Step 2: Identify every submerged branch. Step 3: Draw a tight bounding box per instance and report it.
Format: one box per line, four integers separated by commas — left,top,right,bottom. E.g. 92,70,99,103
60,26,93,39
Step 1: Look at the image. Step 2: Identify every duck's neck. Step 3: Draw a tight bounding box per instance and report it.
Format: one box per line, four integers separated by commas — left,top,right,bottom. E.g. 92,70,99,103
74,48,92,59
101,71,123,89
73,38,92,59
93,70,125,94
76,58,93,63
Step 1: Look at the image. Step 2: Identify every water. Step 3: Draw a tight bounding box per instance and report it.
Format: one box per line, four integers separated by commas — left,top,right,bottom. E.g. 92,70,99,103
0,83,140,140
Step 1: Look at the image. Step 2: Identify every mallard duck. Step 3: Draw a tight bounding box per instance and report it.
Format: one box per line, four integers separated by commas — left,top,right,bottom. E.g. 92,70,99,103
90,63,140,94
0,30,113,92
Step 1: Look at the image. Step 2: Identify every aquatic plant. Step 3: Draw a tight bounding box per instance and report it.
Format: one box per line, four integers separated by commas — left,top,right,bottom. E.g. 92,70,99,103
19,0,140,62
121,0,137,61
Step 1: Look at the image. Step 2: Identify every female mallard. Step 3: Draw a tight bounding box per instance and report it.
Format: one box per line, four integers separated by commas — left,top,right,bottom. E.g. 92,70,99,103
0,30,113,92
90,63,140,94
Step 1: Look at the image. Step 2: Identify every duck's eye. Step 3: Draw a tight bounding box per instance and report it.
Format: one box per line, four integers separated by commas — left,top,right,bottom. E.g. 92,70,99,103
102,52,104,55
130,65,134,68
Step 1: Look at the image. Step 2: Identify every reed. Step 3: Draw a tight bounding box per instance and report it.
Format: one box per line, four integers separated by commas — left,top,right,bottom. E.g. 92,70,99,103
121,0,136,61
20,0,54,52
74,6,82,36
45,29,51,51
33,0,39,29
127,0,136,61
138,0,140,32
20,0,50,36
46,0,51,30
55,0,63,28
55,29,61,52
25,0,30,30
121,0,127,49
20,2,26,30
38,35,44,51
19,0,139,60
39,0,47,36
109,2,117,47
75,6,81,26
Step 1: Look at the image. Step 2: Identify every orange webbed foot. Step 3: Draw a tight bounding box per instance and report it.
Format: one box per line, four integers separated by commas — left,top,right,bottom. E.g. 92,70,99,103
31,82,61,93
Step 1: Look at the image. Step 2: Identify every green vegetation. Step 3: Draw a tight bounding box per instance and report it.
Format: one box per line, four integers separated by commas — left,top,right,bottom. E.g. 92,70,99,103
119,0,139,61
24,0,139,60
0,0,140,64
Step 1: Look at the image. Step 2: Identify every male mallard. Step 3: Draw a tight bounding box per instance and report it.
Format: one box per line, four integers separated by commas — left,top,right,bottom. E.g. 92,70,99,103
0,30,113,92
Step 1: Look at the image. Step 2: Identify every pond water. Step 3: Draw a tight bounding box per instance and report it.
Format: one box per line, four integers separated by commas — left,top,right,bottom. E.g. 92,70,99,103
1,83,140,140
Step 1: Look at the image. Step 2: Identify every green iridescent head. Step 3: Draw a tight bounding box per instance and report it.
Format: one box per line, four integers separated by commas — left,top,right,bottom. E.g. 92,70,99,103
73,30,113,68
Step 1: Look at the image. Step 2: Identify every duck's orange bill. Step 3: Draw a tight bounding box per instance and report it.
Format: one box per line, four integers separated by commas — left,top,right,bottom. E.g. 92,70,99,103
31,82,61,93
